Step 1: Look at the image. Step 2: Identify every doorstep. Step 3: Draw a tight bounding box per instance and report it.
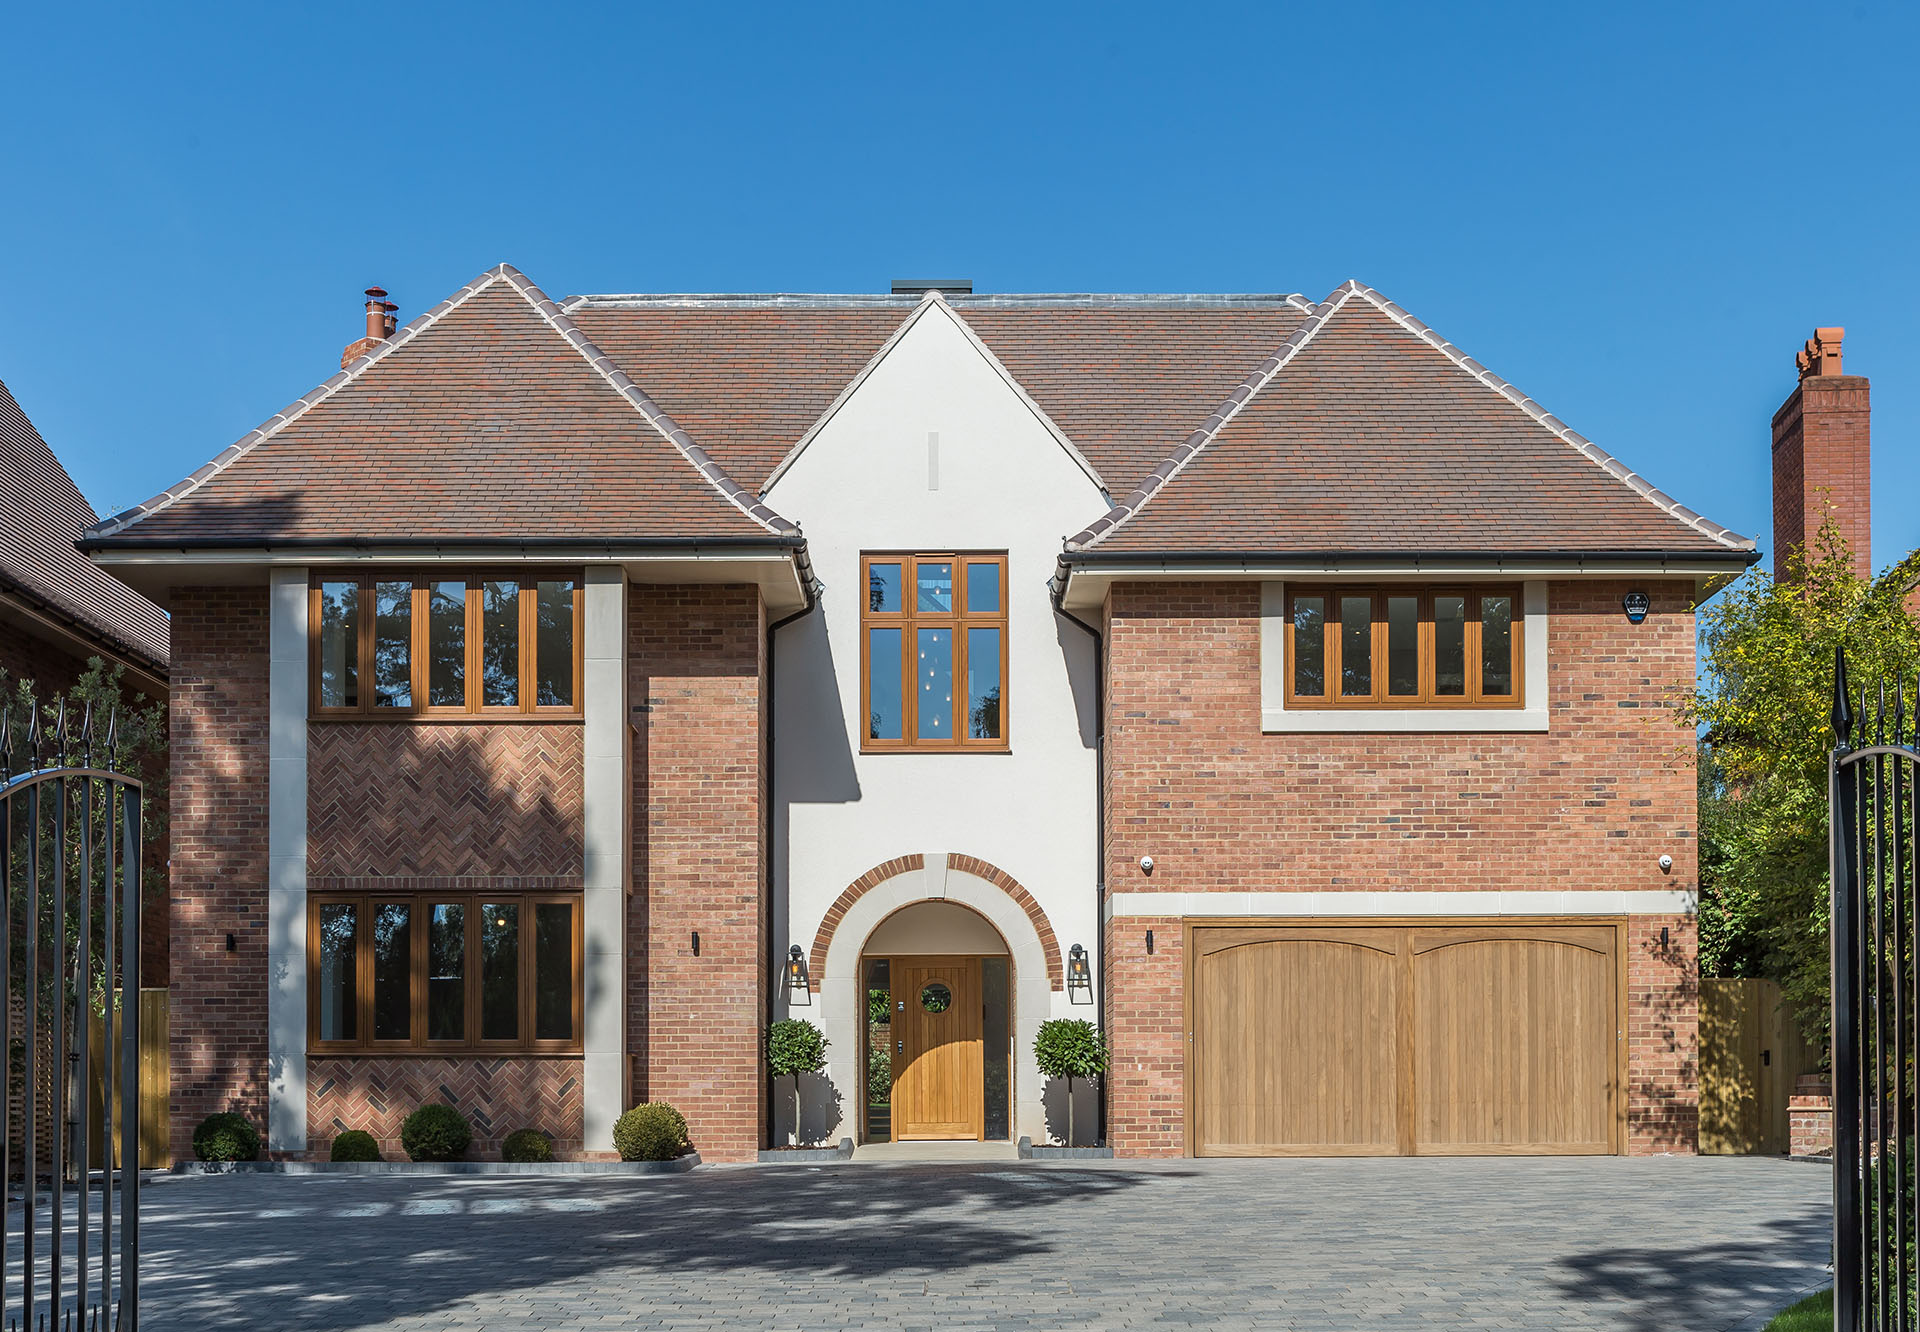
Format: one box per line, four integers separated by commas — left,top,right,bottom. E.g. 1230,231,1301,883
849,1140,1020,1164
172,1154,700,1176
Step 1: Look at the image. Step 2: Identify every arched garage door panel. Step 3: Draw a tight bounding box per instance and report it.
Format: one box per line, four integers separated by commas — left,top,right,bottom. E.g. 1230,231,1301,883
1413,936,1615,1154
1190,922,1621,1157
1196,937,1400,1155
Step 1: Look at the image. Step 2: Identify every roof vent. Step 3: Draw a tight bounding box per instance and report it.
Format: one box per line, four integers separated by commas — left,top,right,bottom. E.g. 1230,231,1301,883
890,278,973,296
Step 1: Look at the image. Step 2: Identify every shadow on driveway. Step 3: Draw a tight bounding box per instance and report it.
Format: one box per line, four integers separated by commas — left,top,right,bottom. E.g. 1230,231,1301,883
141,1164,1185,1328
1553,1209,1831,1331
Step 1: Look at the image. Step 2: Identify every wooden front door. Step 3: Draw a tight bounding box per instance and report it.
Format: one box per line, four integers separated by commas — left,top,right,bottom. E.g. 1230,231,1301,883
893,957,983,1140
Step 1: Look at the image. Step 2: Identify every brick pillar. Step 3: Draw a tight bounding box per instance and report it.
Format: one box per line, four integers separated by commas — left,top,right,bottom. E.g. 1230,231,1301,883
1790,1074,1834,1159
168,587,270,1162
1772,327,1870,577
628,586,767,1162
1103,913,1185,1156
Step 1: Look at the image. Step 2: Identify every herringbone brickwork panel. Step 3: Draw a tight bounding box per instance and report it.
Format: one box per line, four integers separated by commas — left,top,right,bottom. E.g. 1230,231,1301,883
308,1056,584,1160
309,723,584,878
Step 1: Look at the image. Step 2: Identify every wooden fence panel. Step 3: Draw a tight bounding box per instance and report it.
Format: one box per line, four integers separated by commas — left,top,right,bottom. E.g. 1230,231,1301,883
87,987,169,1167
1698,977,1819,1155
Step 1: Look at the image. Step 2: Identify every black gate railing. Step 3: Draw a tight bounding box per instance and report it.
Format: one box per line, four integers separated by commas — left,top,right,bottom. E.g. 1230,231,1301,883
0,703,142,1331
1833,645,1919,1331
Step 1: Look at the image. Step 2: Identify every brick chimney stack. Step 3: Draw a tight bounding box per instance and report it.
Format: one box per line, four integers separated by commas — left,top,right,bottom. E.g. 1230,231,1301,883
1772,326,1871,578
339,286,400,370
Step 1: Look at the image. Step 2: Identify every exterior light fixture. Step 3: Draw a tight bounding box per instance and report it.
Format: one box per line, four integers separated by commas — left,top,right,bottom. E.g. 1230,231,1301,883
1146,929,1155,955
691,930,700,957
783,944,812,1005
1067,944,1092,1003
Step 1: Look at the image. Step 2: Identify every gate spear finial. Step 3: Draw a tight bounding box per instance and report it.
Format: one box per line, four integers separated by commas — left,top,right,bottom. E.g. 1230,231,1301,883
1832,644,1853,746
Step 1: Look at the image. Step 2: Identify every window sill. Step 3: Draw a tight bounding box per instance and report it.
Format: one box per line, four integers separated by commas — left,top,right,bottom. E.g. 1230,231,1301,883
859,745,1013,755
1261,707,1548,734
308,1048,585,1059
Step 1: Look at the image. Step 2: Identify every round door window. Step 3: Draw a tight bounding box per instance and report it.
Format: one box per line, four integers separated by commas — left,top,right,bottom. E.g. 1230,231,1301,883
920,982,952,1014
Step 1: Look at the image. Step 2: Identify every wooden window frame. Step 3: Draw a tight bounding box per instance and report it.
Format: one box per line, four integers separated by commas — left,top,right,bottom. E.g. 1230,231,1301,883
859,552,1010,753
1282,584,1524,710
308,572,584,721
306,891,585,1057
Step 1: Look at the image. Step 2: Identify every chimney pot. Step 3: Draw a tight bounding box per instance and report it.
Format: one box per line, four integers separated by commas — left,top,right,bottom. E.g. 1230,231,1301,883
1798,326,1846,379
342,285,398,369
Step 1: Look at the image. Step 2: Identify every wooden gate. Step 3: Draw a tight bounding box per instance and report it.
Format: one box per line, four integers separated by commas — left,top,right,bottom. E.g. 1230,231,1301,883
1698,978,1820,1155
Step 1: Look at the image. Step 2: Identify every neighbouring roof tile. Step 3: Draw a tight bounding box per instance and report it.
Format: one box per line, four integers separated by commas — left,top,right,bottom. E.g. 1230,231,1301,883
0,378,169,670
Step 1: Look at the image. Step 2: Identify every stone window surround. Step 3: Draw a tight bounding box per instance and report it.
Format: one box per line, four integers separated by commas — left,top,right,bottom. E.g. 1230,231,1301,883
1260,580,1549,733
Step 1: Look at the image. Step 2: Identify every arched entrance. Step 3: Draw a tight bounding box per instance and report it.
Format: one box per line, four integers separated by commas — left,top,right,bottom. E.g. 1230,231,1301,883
862,902,1012,1141
807,854,1062,1146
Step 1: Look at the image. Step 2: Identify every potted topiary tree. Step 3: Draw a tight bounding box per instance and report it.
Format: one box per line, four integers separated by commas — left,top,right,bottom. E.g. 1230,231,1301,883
1033,1018,1110,1148
766,1017,829,1147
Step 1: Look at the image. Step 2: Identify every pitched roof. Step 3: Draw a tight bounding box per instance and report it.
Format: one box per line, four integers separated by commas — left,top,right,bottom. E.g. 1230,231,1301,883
1067,282,1755,558
0,378,169,671
564,294,1315,494
84,265,796,549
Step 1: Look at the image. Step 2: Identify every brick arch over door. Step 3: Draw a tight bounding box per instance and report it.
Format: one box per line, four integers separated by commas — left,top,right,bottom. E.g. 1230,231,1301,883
809,853,1066,992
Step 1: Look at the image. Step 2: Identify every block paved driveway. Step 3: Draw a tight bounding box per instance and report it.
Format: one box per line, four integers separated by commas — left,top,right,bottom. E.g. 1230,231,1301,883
133,1156,1828,1330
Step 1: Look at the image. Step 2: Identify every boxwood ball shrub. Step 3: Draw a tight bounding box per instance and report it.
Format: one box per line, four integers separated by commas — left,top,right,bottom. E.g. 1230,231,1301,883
329,1129,381,1163
192,1111,262,1163
613,1102,690,1162
501,1128,555,1164
399,1103,473,1162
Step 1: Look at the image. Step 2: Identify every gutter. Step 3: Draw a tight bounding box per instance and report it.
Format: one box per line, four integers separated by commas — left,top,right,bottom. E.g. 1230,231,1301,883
78,534,809,554
1048,573,1108,1149
761,569,821,1151
1057,547,1762,568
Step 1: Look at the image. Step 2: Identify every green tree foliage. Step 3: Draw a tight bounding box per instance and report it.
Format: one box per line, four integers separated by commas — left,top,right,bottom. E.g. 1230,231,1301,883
1033,1018,1109,1147
1680,518,1920,1047
767,1017,828,1144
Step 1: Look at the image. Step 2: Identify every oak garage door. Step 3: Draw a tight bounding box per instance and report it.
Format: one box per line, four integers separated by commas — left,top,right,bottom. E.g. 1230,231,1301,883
1189,921,1624,1156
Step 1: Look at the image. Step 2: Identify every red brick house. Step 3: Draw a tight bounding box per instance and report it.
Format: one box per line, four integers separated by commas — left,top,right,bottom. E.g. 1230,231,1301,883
83,267,1756,1163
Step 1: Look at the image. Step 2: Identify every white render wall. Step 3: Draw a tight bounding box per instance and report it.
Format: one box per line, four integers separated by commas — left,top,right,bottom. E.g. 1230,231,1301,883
765,298,1105,1144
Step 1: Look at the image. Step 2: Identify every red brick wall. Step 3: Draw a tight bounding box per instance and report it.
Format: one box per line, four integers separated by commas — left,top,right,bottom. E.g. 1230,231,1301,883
1773,374,1871,577
307,1056,584,1160
1102,579,1700,1156
308,722,583,878
168,587,270,1161
627,585,766,1162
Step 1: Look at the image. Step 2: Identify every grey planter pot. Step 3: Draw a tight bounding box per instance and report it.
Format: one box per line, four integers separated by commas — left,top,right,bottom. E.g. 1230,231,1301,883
757,1137,854,1163
1017,1136,1114,1160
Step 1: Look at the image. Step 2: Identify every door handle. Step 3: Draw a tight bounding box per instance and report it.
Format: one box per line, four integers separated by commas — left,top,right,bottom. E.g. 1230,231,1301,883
897,1040,903,1053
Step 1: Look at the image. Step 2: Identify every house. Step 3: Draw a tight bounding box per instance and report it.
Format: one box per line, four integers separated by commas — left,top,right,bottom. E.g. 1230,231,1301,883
3,375,171,978
82,267,1756,1163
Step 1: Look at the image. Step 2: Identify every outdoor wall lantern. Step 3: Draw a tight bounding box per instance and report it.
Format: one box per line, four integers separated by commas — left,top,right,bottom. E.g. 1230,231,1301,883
783,944,812,1005
1067,944,1093,1003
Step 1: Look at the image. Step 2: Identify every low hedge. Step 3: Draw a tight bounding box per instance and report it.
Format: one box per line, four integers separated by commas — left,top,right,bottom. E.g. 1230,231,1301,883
329,1130,381,1163
399,1103,472,1162
192,1111,261,1163
613,1103,690,1162
501,1128,555,1164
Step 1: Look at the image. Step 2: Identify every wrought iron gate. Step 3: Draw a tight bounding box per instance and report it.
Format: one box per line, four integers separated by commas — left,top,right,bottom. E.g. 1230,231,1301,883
0,704,142,1331
1833,645,1919,1331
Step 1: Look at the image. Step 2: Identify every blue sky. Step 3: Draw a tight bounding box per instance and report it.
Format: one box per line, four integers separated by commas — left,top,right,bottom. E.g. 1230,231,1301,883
3,2,1915,573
